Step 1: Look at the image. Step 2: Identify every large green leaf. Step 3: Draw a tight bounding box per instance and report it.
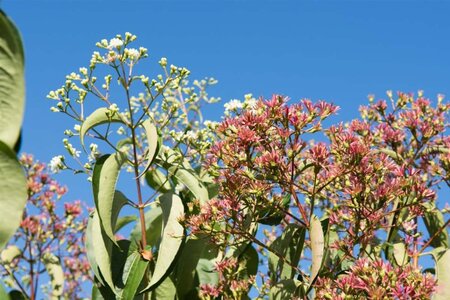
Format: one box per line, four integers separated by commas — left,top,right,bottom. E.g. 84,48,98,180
86,211,115,291
92,153,128,245
269,223,306,282
423,202,449,248
138,119,161,178
80,107,124,149
197,245,220,287
431,248,450,300
141,193,185,292
120,251,150,300
0,141,27,249
269,279,302,300
0,11,24,149
150,276,176,300
42,253,64,299
310,215,324,284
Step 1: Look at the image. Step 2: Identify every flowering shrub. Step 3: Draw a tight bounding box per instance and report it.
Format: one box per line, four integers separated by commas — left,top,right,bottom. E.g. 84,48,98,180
188,93,450,299
0,154,90,299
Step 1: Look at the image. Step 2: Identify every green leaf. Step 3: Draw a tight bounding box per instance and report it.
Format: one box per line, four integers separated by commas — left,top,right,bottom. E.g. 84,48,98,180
431,248,450,300
42,253,64,299
310,214,324,284
141,193,185,292
241,243,259,278
137,119,161,178
115,215,137,233
392,242,408,266
86,211,115,291
0,245,20,263
80,107,124,149
120,251,150,300
197,245,220,287
168,166,208,205
423,202,449,248
269,223,306,282
0,11,25,149
0,282,10,300
8,290,25,300
130,204,163,247
150,276,176,300
269,279,302,300
0,141,27,249
145,168,171,193
158,146,209,205
92,153,128,245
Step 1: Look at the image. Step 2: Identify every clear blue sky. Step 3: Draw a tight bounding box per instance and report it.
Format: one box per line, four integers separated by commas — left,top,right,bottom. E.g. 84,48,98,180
1,0,449,294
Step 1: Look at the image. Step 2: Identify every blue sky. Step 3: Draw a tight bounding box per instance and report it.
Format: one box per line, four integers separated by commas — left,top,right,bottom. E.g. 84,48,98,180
1,0,450,295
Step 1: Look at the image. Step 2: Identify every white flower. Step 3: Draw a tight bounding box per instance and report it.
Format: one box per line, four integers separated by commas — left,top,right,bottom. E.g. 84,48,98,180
73,124,81,132
224,99,243,112
126,48,140,60
49,156,64,174
108,38,123,49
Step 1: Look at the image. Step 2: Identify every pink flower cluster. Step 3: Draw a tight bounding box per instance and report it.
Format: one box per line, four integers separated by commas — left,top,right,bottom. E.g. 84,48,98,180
187,92,448,298
315,258,436,299
1,154,91,299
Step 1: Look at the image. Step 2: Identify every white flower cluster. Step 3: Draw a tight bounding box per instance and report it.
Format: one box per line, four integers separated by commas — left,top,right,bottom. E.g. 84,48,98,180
49,155,65,174
224,99,243,115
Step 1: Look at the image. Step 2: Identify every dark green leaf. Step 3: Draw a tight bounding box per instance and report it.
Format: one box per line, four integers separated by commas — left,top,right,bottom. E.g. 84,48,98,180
269,223,306,282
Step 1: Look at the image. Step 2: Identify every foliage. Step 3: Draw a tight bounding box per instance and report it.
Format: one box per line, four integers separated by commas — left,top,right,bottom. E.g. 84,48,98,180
0,25,448,299
0,10,27,251
47,33,221,299
188,93,450,299
0,154,91,299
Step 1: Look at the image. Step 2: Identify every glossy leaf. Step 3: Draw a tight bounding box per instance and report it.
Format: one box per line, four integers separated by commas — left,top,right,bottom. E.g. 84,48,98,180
269,223,305,282
0,10,25,149
80,107,124,149
431,248,450,300
141,193,185,292
0,141,27,249
310,215,324,284
42,252,64,299
92,153,128,245
137,119,161,178
423,202,449,248
120,251,149,300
